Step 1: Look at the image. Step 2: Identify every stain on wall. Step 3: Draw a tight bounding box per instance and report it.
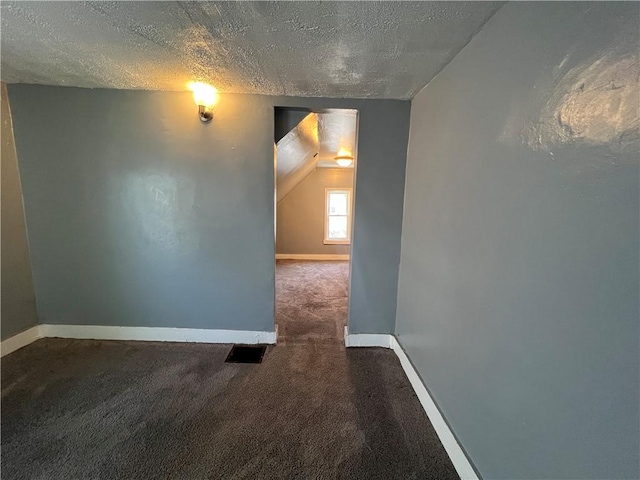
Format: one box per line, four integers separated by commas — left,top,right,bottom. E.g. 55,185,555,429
277,168,354,255
395,3,639,479
1,82,38,340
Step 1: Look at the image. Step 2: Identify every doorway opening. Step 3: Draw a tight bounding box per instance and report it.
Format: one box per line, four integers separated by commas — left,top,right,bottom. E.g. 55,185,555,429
273,107,358,346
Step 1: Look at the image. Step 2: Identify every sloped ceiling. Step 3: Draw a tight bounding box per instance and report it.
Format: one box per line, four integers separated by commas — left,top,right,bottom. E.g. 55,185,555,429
276,109,358,202
317,110,358,167
0,1,503,99
276,113,318,202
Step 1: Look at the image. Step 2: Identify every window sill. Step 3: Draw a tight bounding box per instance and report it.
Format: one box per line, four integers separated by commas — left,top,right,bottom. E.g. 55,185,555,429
323,240,351,245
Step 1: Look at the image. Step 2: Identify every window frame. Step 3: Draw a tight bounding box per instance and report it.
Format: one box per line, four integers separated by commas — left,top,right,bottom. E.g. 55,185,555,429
323,187,353,245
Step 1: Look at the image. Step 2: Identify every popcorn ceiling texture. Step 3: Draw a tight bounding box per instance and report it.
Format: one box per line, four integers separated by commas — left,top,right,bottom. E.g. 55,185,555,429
0,1,503,99
276,109,357,202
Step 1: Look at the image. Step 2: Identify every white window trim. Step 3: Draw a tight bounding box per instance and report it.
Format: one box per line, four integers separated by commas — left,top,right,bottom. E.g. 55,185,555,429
324,187,353,245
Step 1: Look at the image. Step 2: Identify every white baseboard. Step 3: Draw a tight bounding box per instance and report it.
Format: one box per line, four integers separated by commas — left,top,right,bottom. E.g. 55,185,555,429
343,326,393,348
3,323,474,477
391,336,479,480
276,254,350,261
40,325,277,345
343,326,477,479
1,325,277,357
1,325,42,357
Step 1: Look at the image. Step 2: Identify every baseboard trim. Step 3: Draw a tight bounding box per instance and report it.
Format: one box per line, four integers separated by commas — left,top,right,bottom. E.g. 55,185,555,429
39,325,277,345
276,254,350,261
1,325,42,357
343,326,393,348
1,325,276,356
2,324,474,477
343,326,477,479
391,336,479,480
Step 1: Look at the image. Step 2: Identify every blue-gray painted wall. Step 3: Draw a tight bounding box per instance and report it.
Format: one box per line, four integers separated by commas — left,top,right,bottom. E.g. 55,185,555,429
1,83,38,340
395,2,639,478
8,86,409,334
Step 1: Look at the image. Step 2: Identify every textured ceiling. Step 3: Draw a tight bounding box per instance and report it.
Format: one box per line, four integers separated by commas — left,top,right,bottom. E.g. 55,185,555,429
276,109,357,201
0,1,503,99
317,109,357,167
276,113,318,202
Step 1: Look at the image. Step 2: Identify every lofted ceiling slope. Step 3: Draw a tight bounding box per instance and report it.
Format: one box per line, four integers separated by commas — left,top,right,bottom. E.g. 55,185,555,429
0,1,503,99
276,109,357,202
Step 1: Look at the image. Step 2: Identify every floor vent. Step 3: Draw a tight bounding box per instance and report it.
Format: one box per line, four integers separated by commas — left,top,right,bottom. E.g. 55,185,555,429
225,345,267,364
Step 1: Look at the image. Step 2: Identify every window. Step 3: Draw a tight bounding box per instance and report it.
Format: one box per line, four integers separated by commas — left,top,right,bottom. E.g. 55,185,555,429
324,188,352,244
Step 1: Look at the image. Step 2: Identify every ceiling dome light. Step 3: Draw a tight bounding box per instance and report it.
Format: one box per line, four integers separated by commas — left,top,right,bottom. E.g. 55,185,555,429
335,147,353,167
335,157,353,167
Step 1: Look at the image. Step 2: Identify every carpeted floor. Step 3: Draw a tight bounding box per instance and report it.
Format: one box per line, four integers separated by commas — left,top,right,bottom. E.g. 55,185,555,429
276,260,349,345
1,261,459,479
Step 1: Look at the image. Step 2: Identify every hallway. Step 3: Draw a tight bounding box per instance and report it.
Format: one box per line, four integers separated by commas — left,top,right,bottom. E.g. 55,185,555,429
276,260,349,345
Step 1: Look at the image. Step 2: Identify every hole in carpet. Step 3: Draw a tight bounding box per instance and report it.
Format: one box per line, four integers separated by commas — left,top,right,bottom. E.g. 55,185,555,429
225,345,267,364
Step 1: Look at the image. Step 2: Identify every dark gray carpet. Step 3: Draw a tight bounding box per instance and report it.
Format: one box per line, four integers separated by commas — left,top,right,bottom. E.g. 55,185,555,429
1,261,459,479
276,260,349,345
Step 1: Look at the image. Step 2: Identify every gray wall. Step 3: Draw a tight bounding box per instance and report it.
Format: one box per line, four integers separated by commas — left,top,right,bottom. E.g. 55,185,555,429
277,167,354,256
1,83,38,340
276,97,410,334
395,3,639,479
9,86,409,334
10,88,276,332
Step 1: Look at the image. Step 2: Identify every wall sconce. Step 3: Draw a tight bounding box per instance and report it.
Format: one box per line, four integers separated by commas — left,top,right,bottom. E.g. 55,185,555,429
335,148,354,167
188,82,218,123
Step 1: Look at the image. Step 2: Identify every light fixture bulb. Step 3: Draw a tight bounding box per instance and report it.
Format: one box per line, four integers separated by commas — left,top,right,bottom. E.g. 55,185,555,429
335,147,353,167
188,82,218,122
335,147,354,167
188,82,218,108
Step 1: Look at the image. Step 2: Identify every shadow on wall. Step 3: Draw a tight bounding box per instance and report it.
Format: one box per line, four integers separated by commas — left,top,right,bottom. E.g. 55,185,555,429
1,83,38,340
